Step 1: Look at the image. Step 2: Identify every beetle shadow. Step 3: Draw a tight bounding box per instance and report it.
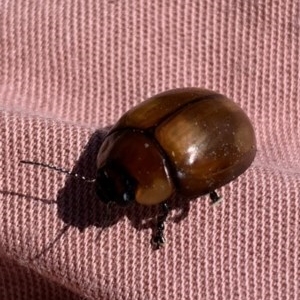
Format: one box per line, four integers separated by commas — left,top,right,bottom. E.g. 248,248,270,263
55,127,119,231
56,128,191,235
5,128,192,260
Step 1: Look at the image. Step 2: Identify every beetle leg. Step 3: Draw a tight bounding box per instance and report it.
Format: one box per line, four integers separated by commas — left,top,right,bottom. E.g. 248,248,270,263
151,202,169,250
209,191,222,205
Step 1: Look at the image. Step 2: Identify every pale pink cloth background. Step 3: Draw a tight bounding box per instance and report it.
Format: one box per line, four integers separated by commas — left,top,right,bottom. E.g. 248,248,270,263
0,1,299,299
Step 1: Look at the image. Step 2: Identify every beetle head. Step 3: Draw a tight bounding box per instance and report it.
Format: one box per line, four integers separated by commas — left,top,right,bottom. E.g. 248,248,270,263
95,161,137,206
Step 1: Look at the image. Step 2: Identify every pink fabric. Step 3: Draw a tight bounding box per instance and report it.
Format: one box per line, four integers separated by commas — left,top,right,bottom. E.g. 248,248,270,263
1,0,299,299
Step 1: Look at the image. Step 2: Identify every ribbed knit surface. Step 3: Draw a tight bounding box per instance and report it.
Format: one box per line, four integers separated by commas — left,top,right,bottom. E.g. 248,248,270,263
0,1,299,299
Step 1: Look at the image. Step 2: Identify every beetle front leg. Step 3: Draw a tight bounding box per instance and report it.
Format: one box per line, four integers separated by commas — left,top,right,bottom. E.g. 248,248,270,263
151,202,169,250
209,190,222,205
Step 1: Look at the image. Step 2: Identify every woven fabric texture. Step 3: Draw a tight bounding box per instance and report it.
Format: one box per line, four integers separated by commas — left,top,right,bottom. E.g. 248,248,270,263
0,1,299,299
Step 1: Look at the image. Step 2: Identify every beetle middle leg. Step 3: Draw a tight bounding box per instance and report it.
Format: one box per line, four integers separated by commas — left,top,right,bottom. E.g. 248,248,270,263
209,190,222,205
151,202,169,250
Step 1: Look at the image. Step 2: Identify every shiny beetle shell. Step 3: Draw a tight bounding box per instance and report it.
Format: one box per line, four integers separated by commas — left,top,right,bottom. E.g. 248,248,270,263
95,88,256,206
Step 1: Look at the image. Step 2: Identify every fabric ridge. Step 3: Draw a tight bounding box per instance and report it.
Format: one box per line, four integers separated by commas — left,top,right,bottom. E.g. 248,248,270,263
0,1,299,299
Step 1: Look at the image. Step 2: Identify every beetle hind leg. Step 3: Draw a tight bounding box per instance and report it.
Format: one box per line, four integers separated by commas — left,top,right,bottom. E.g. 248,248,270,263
151,202,169,250
209,190,222,205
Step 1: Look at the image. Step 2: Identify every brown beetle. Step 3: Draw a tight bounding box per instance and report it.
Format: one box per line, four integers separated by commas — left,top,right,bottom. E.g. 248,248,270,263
21,88,256,249
95,88,256,248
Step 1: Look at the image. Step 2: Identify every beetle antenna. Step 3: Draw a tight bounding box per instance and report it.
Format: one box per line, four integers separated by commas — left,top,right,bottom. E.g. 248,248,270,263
20,160,96,183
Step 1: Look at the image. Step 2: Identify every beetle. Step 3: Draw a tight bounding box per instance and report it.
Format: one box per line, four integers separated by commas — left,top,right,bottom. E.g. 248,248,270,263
21,88,256,249
95,88,256,248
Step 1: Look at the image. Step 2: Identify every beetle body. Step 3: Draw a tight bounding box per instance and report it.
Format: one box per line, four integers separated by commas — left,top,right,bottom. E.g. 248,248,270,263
96,88,256,207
